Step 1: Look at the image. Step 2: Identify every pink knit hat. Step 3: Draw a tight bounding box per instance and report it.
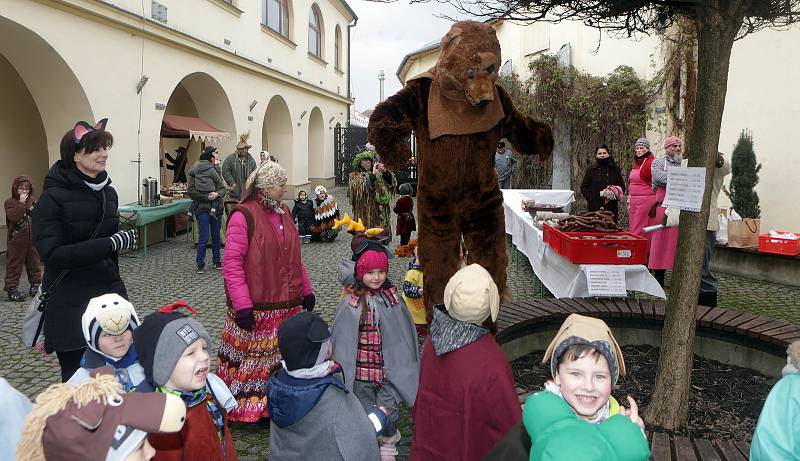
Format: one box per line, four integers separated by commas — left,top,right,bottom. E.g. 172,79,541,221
356,250,389,280
664,136,682,149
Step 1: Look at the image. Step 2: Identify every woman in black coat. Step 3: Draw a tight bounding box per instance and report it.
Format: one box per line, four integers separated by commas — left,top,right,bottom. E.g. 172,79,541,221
32,119,137,381
580,144,626,222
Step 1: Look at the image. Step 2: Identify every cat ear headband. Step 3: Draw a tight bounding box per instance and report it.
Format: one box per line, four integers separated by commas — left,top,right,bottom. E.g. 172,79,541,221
72,118,108,145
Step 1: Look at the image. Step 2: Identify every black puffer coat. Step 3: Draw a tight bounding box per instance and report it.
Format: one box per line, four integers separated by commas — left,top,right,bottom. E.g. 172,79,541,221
32,161,127,351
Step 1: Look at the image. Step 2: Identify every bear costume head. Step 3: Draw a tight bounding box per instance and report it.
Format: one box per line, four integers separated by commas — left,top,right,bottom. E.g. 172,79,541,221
436,21,501,107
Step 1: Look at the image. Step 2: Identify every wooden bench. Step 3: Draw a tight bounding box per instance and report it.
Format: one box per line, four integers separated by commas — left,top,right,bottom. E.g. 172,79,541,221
496,298,800,354
647,431,750,461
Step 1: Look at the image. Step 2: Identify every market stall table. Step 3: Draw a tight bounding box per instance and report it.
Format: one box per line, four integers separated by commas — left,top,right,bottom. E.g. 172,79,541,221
118,198,191,258
502,189,665,299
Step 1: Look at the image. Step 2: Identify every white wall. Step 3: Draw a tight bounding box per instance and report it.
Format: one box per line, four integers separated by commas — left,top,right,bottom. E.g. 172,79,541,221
716,26,800,232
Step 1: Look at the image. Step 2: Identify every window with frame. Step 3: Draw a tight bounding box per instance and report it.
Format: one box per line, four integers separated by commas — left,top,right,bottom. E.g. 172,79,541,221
334,25,342,69
264,0,289,37
308,5,322,58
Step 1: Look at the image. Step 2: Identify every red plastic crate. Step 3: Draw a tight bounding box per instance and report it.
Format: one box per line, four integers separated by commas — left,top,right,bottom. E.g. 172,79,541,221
759,232,800,256
543,224,648,265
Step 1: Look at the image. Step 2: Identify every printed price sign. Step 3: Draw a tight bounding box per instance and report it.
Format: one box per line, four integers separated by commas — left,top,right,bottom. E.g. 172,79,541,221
584,265,627,297
663,166,706,212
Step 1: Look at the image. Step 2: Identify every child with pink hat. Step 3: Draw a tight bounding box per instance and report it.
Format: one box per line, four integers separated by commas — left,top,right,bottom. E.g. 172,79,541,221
330,240,420,460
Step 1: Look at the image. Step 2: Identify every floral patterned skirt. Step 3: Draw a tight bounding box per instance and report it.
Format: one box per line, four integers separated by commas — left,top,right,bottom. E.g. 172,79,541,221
216,306,301,422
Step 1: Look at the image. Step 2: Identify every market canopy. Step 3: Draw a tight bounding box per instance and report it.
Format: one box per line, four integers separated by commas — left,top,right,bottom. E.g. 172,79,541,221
160,115,231,142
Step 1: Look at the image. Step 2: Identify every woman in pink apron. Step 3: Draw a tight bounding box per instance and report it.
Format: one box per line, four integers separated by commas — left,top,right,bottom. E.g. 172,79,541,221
628,138,657,250
648,136,683,286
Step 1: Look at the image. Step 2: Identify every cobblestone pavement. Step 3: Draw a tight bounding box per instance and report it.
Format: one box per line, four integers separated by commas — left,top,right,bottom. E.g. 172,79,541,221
1,186,798,459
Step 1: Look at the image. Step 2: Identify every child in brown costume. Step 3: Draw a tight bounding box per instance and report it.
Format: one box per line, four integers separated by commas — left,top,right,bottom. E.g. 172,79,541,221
4,175,42,301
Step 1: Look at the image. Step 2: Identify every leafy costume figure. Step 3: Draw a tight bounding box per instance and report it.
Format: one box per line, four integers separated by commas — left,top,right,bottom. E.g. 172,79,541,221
348,150,396,240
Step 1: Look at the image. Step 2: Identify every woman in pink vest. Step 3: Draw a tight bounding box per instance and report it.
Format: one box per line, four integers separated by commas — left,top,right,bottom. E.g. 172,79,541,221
628,138,657,251
648,136,683,286
216,160,316,422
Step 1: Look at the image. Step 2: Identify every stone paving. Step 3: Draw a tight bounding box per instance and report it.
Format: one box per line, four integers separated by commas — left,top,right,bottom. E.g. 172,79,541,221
1,186,798,459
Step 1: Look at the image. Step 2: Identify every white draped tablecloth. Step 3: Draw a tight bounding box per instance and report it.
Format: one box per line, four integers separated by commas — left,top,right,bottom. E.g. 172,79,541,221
502,189,666,299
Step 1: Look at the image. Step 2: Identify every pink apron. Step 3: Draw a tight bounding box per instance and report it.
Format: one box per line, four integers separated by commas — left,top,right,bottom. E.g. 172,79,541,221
628,160,657,242
648,161,679,270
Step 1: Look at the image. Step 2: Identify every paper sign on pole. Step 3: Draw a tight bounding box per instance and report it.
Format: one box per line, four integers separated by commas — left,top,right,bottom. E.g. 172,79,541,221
663,166,706,212
584,265,627,297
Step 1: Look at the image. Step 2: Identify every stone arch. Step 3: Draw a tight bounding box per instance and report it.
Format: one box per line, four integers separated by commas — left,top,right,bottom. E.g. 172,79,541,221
262,95,294,181
0,16,93,242
307,107,325,182
161,72,237,182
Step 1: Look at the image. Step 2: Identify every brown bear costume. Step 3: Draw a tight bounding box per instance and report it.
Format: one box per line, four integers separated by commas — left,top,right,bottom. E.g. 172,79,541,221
368,21,554,324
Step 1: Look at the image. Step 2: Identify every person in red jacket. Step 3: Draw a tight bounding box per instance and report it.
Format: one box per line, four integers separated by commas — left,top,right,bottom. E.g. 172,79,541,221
410,264,521,461
393,183,416,246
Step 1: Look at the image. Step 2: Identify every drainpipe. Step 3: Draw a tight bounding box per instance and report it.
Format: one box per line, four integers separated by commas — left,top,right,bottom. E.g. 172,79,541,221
347,16,357,125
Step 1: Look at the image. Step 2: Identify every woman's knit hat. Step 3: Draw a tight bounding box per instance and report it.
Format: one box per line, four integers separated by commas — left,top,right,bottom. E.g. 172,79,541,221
242,160,288,200
543,314,626,387
634,138,650,149
356,250,389,280
314,185,327,196
132,302,212,387
664,136,682,149
81,294,140,360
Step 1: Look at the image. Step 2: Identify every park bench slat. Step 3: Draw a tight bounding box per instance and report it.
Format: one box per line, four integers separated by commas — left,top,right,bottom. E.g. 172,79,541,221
499,302,539,321
599,298,623,318
712,310,743,330
517,300,561,320
759,323,800,337
496,317,514,328
732,440,750,458
749,319,789,338
612,298,633,318
528,299,570,315
625,298,644,319
722,312,759,332
674,436,699,461
495,308,529,325
653,300,666,320
713,439,746,461
650,432,672,461
693,438,722,461
736,316,775,336
573,297,603,314
759,324,800,345
641,299,655,318
510,301,554,320
547,298,582,314
695,305,713,320
586,297,613,314
699,307,728,327
775,330,800,342
541,297,577,315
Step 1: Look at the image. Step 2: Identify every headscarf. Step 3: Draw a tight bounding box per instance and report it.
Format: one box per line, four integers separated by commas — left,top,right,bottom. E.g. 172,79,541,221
242,161,288,213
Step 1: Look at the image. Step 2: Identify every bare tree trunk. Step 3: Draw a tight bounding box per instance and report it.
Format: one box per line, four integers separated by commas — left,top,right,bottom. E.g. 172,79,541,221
644,3,744,430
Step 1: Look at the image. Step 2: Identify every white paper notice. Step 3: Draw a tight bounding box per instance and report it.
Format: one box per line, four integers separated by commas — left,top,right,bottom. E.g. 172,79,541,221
663,166,706,212
584,265,627,297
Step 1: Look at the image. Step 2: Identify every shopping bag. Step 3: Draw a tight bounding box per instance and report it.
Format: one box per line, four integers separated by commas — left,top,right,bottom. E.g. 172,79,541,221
716,212,728,245
728,218,760,248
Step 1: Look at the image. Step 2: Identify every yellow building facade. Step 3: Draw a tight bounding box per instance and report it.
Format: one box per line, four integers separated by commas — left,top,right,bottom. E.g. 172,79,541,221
0,0,357,247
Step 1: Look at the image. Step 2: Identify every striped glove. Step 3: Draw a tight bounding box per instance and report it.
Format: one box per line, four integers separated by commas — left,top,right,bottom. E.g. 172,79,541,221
109,229,138,252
